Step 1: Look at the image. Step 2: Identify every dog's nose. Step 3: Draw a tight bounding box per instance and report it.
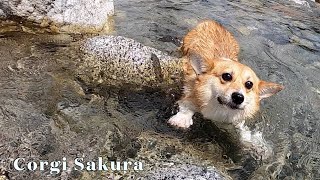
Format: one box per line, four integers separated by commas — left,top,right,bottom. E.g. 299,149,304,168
231,92,244,105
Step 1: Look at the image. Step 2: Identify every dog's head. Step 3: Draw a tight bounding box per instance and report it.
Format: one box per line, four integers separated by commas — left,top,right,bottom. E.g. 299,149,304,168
187,53,284,120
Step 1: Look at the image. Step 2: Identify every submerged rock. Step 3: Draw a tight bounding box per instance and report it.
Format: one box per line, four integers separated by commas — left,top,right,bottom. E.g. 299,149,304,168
0,0,114,33
289,0,317,7
139,164,225,180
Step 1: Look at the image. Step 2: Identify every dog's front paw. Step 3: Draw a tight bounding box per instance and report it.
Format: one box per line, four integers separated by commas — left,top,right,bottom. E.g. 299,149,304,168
244,132,273,160
168,112,193,129
236,123,273,160
247,142,273,160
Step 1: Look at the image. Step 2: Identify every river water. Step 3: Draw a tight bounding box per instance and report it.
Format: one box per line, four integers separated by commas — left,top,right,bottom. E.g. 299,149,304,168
114,0,320,179
0,0,319,179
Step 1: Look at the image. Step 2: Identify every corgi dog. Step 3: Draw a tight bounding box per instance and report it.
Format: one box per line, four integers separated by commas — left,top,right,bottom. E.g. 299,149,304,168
168,20,284,159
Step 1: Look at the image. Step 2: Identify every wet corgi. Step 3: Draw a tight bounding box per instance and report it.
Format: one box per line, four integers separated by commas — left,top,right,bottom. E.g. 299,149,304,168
168,20,284,159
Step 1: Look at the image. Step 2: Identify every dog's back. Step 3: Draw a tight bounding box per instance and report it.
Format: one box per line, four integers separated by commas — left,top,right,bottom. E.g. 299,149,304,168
182,20,239,62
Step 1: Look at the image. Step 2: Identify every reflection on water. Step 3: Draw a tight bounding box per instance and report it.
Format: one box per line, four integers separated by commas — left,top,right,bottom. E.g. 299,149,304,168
0,0,319,179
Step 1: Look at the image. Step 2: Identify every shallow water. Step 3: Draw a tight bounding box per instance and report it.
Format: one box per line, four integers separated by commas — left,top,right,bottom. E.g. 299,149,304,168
0,32,230,179
114,0,320,179
0,0,320,179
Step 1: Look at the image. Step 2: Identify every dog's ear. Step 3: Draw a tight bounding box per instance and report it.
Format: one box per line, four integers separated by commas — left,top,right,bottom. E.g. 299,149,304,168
189,53,209,75
258,81,284,100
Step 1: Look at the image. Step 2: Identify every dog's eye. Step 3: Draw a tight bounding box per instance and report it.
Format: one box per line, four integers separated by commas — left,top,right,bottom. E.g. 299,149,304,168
222,73,232,81
245,81,253,89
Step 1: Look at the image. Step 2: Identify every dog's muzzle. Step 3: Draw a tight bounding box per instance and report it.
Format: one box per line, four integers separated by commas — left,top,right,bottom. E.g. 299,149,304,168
217,97,243,110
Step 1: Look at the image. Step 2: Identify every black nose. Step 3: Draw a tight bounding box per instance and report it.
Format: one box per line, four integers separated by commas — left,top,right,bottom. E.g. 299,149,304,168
231,92,244,105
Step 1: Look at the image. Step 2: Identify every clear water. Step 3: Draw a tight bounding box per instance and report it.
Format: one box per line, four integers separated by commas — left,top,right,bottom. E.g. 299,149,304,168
114,0,320,179
0,0,320,179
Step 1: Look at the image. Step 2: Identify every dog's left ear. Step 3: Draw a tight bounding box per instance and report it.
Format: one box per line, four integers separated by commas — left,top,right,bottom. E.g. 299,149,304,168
258,81,284,100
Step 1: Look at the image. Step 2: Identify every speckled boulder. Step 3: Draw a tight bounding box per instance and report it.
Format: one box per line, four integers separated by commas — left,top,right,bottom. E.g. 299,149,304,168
78,35,183,89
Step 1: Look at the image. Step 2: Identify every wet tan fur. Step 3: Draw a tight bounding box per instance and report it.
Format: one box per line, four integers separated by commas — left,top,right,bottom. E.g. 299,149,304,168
181,20,283,120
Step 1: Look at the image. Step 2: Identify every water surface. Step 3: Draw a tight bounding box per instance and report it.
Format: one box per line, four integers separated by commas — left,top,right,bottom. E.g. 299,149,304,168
0,0,320,179
114,0,320,179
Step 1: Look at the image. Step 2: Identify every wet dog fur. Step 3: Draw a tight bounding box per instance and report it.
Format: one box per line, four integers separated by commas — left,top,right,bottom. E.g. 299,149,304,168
168,20,284,159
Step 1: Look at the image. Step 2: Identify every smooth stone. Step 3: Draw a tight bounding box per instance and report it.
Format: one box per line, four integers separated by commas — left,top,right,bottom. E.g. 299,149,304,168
0,0,114,33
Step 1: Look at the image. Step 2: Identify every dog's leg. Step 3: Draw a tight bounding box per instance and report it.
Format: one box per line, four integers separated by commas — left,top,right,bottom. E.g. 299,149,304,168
168,100,195,129
235,121,273,159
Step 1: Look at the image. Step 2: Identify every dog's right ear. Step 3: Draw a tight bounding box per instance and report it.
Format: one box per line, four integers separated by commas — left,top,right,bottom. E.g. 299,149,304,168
189,53,208,75
258,81,284,100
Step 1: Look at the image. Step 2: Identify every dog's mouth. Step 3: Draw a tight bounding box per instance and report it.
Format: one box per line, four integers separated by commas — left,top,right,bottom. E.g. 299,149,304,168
217,97,243,110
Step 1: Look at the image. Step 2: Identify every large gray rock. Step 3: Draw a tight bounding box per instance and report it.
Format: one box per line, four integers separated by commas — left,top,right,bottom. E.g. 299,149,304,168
0,0,114,33
78,35,183,89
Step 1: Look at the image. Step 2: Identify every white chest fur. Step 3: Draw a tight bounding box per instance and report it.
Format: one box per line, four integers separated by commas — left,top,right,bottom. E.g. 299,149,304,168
200,98,242,124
